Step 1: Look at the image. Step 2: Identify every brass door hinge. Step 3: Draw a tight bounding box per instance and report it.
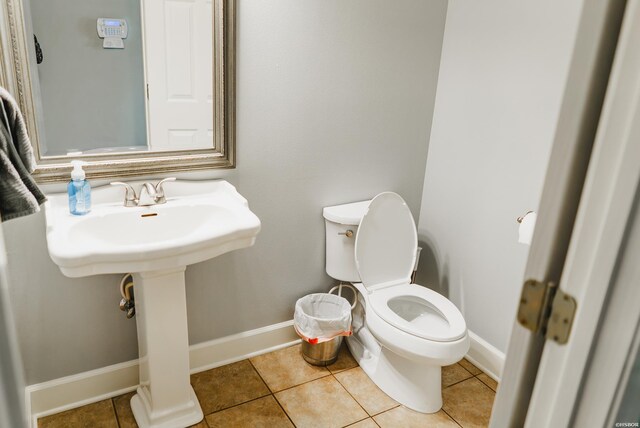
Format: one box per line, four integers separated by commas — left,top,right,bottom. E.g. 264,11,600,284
517,279,577,344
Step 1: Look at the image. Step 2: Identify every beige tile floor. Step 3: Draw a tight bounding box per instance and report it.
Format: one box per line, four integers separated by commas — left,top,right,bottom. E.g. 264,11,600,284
38,343,497,428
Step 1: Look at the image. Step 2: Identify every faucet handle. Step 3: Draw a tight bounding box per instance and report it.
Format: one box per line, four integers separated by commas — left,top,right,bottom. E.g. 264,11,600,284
110,182,138,207
154,177,176,203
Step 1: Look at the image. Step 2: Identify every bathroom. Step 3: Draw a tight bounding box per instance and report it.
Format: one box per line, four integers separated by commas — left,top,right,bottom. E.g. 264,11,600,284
1,0,640,427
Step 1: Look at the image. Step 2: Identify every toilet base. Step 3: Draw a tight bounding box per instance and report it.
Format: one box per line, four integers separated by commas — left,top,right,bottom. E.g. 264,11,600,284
347,333,443,413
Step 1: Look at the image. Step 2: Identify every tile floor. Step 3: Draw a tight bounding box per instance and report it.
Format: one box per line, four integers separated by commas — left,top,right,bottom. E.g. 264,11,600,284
38,343,497,428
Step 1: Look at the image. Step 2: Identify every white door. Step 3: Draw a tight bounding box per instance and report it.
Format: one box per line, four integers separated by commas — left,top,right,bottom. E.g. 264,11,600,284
491,0,639,426
522,0,640,425
142,0,213,151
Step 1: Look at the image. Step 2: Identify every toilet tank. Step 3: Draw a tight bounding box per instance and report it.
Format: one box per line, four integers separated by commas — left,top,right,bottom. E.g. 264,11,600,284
323,200,371,282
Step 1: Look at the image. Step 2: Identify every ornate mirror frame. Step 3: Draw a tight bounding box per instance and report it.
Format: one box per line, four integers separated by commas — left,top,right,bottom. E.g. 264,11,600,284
0,0,235,183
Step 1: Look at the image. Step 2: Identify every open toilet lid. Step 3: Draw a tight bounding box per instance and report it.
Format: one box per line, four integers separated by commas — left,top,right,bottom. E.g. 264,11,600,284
355,192,417,289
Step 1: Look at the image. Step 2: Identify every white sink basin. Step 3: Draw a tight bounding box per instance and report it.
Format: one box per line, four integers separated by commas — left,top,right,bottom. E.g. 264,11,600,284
45,179,261,277
44,179,261,428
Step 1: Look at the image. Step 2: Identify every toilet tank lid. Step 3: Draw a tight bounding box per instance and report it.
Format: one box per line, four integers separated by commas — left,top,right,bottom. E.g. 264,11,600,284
323,200,371,225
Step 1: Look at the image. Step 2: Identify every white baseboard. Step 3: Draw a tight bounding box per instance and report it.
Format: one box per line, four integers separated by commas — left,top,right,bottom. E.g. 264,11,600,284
26,320,300,427
465,330,505,382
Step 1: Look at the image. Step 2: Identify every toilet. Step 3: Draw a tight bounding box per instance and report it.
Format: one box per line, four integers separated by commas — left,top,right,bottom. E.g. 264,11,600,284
323,192,469,413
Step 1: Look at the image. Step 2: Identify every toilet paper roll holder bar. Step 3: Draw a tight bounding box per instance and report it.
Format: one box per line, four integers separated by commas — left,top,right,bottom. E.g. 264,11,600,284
517,211,535,224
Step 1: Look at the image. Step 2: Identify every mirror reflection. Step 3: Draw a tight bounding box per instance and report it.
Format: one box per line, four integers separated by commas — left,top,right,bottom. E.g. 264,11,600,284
27,0,213,157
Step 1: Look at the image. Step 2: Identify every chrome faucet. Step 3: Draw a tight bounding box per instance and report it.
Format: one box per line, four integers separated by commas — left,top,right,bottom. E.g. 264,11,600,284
138,182,159,206
111,178,176,207
110,182,138,207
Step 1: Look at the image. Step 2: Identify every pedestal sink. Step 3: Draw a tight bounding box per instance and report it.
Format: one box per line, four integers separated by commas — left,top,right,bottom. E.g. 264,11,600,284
44,179,261,428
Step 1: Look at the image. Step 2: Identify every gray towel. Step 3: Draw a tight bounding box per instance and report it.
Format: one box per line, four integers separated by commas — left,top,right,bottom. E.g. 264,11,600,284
0,87,46,222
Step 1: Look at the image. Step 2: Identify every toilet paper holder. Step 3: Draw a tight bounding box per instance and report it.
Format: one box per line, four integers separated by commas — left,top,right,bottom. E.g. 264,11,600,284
517,211,534,223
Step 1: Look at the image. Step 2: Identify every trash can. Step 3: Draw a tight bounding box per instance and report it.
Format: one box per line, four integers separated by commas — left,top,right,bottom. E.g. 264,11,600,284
300,336,343,366
294,293,353,366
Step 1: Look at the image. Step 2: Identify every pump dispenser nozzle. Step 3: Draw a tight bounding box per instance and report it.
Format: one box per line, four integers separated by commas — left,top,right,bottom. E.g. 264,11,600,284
70,160,86,181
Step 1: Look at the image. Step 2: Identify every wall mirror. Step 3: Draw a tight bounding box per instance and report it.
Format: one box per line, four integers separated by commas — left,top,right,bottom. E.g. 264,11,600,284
0,0,235,183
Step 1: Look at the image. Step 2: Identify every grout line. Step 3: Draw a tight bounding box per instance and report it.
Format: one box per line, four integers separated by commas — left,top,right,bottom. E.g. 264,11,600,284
200,415,211,428
342,415,373,427
109,397,122,428
269,371,332,394
330,372,371,420
442,408,464,428
246,359,297,427
331,366,359,379
341,416,370,427
472,369,499,392
194,360,273,417
326,360,359,375
271,393,298,427
460,358,483,375
474,375,497,393
457,363,474,377
443,374,475,390
247,349,333,394
330,364,402,422
201,393,270,418
368,403,401,418
247,358,275,394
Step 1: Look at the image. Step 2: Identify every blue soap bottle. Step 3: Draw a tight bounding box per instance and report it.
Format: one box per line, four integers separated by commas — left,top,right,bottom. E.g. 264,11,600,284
68,160,91,215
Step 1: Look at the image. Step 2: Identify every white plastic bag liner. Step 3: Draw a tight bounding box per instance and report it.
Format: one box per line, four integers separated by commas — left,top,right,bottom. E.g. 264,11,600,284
294,293,352,343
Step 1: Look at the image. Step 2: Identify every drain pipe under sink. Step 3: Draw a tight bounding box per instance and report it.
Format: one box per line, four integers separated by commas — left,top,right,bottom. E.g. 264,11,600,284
119,273,135,318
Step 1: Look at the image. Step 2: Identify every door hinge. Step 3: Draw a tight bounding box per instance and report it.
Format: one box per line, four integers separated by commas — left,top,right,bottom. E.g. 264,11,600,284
146,84,149,99
517,279,577,344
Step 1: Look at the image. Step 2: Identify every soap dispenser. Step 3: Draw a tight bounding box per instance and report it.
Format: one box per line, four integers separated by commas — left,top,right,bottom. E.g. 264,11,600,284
68,160,91,215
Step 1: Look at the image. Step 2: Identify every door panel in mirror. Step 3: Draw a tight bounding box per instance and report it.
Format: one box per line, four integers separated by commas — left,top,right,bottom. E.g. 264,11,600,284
144,0,213,151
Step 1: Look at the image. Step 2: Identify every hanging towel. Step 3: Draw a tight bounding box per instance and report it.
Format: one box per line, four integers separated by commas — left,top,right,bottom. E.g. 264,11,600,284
0,87,46,222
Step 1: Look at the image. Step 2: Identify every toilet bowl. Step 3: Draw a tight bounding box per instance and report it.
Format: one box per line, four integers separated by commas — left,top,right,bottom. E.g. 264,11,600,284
323,192,469,413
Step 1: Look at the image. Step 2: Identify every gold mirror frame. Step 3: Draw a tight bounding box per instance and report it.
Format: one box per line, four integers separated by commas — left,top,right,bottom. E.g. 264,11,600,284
0,0,235,183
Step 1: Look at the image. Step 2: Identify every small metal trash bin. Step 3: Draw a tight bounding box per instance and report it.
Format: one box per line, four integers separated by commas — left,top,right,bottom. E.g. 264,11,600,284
301,336,343,366
294,290,354,366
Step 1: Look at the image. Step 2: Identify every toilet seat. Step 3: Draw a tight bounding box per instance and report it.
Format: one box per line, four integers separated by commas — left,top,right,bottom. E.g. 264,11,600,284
368,283,466,342
354,192,417,289
354,192,467,345
352,282,469,366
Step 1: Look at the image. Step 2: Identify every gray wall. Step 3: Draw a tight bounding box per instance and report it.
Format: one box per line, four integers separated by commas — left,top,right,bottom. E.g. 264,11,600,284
29,0,147,155
415,0,584,353
5,0,448,384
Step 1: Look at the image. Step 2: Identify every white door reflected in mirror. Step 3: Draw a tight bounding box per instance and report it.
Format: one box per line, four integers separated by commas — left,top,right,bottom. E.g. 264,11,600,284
143,0,214,151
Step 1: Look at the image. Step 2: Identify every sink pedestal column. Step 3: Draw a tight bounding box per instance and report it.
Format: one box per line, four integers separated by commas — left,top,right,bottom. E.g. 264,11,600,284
130,268,203,428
